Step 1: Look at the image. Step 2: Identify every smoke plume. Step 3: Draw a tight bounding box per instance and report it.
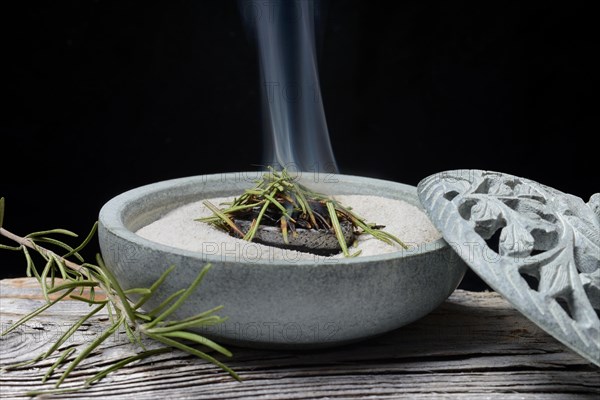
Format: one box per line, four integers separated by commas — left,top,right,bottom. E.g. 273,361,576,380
240,0,339,175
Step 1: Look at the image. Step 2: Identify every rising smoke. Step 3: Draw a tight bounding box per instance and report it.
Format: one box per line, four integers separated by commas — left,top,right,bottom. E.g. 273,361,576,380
239,0,339,175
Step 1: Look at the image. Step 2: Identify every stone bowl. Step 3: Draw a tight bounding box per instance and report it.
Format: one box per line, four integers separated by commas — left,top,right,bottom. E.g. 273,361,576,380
98,171,466,349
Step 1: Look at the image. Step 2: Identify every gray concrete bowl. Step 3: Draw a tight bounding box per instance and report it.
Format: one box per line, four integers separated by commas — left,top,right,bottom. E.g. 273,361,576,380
98,172,466,349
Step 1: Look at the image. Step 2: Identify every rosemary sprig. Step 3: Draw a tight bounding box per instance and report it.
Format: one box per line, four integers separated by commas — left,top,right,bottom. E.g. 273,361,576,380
197,167,408,255
0,197,240,396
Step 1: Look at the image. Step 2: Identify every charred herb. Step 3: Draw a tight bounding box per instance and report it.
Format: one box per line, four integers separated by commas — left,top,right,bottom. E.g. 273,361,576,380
197,168,408,257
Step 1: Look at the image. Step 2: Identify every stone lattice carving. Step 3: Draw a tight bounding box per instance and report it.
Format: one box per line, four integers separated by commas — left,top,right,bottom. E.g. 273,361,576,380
417,169,599,366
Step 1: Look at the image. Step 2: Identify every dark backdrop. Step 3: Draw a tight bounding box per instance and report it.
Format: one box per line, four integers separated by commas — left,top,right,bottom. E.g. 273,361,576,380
2,1,595,291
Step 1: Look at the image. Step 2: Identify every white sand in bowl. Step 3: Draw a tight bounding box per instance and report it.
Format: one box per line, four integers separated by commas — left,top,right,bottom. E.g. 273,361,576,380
136,195,442,261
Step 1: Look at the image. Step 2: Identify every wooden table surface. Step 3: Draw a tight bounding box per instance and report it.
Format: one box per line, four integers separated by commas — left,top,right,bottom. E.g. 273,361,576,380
1,277,598,399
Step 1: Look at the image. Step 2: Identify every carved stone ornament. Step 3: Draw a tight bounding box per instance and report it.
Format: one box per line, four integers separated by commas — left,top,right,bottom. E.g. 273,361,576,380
417,169,599,366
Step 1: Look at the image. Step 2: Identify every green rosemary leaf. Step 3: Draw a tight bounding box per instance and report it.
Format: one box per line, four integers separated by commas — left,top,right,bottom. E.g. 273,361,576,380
50,263,56,290
2,357,41,372
379,231,409,249
76,277,86,296
203,200,245,237
146,264,212,328
47,280,98,294
293,184,317,226
69,294,108,305
146,333,240,381
62,221,98,258
133,264,176,310
326,201,350,257
195,216,222,224
105,301,115,325
242,219,258,241
145,315,226,334
40,256,55,302
25,229,78,238
160,330,232,357
33,236,79,258
195,201,263,224
42,303,105,361
81,262,112,292
134,312,152,322
130,322,148,350
26,386,88,397
42,347,76,384
84,348,170,388
124,287,152,295
23,247,41,280
263,193,290,216
164,304,224,325
280,217,289,244
223,201,264,214
244,189,265,196
80,261,107,277
147,288,186,317
123,320,139,346
0,242,21,250
341,206,408,249
243,199,270,241
55,316,125,388
52,254,69,280
96,255,136,323
369,230,393,245
1,288,74,337
348,249,363,257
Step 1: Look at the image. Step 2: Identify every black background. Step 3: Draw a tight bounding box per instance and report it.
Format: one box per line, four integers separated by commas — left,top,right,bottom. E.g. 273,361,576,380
1,1,596,290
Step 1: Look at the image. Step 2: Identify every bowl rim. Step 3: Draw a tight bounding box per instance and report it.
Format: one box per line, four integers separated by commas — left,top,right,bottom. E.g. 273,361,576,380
98,171,450,268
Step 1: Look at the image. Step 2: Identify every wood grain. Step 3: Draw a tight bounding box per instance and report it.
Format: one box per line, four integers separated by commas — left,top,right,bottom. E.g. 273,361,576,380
1,278,598,399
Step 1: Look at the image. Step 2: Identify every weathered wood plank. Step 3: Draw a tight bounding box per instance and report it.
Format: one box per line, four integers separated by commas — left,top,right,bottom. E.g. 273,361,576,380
1,278,598,399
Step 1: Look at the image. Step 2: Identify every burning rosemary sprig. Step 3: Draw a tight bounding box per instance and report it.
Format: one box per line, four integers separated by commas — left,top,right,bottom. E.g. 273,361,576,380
0,197,239,396
197,168,408,257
